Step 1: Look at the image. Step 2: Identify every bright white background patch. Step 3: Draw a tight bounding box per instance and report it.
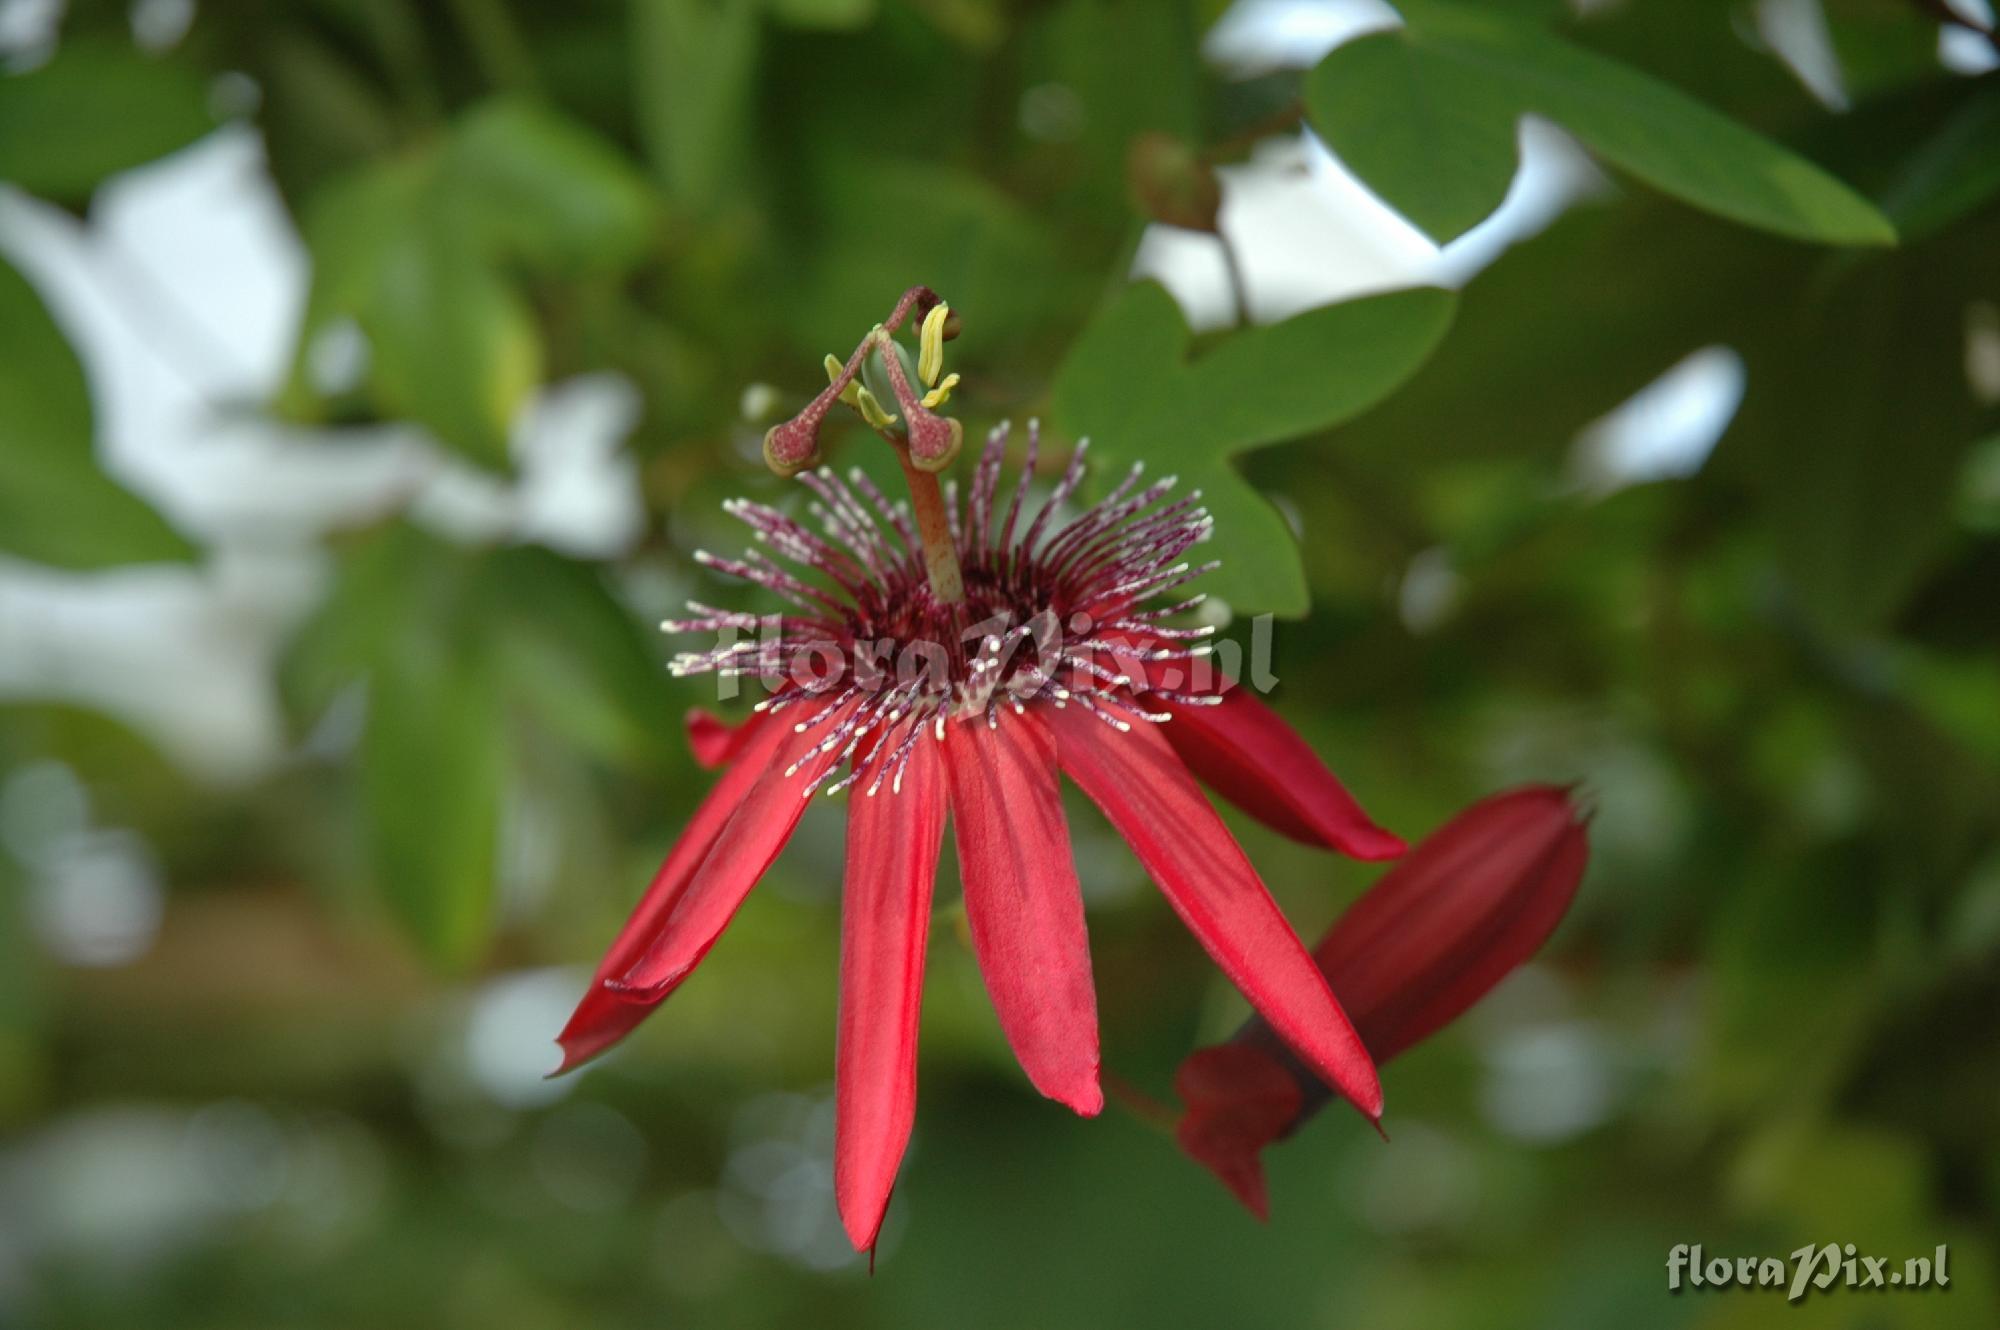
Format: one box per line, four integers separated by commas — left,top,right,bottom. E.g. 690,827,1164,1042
0,127,646,783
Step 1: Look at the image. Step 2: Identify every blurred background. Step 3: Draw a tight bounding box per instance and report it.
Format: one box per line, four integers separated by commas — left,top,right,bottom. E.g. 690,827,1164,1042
2,0,1998,1325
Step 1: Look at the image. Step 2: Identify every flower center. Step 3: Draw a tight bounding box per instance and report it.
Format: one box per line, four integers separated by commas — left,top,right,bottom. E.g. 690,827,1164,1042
684,292,1223,797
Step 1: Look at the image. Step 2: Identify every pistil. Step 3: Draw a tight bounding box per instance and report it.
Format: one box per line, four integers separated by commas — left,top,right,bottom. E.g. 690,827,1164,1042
895,444,965,606
763,286,968,608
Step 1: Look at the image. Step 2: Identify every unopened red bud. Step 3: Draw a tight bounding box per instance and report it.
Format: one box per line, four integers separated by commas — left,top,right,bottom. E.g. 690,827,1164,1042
1174,784,1590,1214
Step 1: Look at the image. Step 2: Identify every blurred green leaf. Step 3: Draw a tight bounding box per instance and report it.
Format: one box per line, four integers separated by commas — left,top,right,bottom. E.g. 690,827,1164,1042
442,97,659,273
364,211,544,470
289,526,672,964
1319,203,1777,474
1733,1122,1930,1253
0,41,217,200
1705,845,1879,1112
633,0,760,209
790,153,1079,352
1945,847,2000,963
0,256,195,568
1040,0,1204,205
1900,540,2000,657
1820,0,1949,102
281,523,433,720
1958,435,2000,532
1840,690,1999,886
1734,250,1990,632
766,0,875,27
252,29,402,209
281,524,502,964
486,547,676,768
289,93,662,466
1304,1,1896,246
0,840,48,1125
361,620,506,969
1051,282,1456,616
305,526,515,967
1878,79,2000,241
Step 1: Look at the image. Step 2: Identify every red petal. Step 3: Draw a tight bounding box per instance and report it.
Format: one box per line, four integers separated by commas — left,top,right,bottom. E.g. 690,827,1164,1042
553,701,824,1074
835,737,947,1253
1315,784,1588,1062
685,707,765,769
1172,785,1590,1214
1046,708,1382,1121
1154,686,1405,861
610,699,855,993
1173,1045,1302,1220
945,711,1103,1116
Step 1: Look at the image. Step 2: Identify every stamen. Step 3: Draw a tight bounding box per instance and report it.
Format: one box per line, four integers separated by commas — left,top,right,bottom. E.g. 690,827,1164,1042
918,303,951,387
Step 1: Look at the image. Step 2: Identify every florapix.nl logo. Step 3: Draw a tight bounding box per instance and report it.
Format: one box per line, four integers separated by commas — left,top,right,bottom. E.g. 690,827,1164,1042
1668,1244,1950,1303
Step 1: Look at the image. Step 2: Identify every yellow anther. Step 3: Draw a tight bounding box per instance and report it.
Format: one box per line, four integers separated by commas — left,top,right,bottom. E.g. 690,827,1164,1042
918,302,950,387
855,385,897,430
824,354,861,408
921,372,960,410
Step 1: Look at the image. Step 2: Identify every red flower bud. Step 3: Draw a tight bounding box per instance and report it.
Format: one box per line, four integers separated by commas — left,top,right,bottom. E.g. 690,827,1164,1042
1174,784,1589,1215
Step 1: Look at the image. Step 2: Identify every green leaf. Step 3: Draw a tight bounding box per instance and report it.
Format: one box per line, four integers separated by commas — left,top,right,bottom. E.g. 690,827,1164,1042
633,0,760,209
765,0,875,28
789,154,1079,353
1820,0,1946,102
1704,846,1878,1112
310,526,512,968
1303,1,1896,247
441,97,659,273
486,548,675,768
0,42,217,201
287,157,544,469
1878,80,2000,242
1050,282,1456,616
363,211,543,470
0,256,195,568
0,822,49,1060
1039,0,1204,208
290,528,669,966
362,621,506,970
281,523,433,720
282,97,649,463
1736,252,1988,632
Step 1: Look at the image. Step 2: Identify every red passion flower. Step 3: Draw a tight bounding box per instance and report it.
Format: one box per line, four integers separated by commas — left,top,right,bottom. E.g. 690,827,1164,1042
556,289,1406,1253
